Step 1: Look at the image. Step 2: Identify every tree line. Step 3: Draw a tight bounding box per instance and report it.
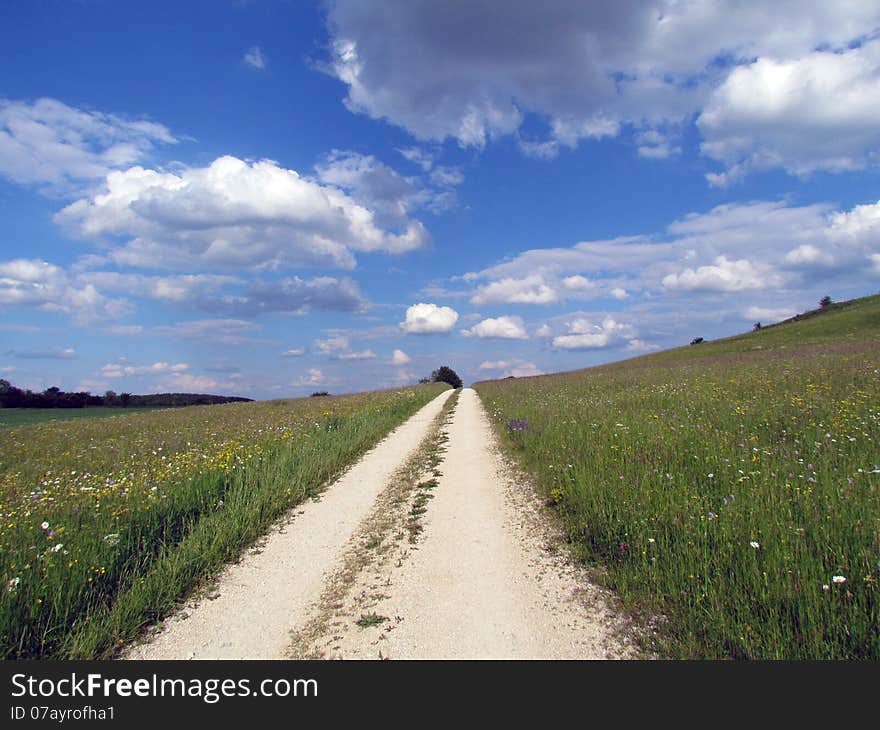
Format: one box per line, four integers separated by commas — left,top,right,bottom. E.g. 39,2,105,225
0,379,251,409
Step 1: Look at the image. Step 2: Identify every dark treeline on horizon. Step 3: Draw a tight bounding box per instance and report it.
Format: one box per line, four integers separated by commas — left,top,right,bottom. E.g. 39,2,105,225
0,379,252,409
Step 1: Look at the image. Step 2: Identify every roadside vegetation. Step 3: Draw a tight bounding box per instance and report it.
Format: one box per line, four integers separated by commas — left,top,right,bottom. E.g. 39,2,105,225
475,294,880,659
0,383,448,658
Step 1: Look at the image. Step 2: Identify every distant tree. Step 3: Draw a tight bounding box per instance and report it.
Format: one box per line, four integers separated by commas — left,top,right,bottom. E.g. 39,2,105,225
310,391,330,397
753,322,762,331
430,365,462,389
418,377,431,384
119,392,131,407
104,390,118,406
690,337,704,345
820,295,832,308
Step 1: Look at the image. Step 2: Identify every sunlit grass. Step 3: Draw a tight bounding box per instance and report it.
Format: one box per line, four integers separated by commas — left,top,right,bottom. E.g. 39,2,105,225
0,384,447,658
476,295,880,659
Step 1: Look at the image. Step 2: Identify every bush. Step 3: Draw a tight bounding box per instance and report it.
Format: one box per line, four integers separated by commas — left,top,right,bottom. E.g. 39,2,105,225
430,366,462,389
690,337,704,345
820,295,832,308
310,391,330,397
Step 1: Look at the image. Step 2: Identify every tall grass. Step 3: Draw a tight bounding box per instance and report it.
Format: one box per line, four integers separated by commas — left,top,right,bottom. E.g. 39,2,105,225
475,298,880,659
0,384,447,658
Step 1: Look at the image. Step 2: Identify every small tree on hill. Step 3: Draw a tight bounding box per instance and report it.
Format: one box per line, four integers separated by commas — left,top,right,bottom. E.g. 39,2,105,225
819,295,832,308
430,365,462,389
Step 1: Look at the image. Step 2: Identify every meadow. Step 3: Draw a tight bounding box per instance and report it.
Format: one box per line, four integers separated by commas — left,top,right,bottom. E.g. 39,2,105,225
0,383,447,658
0,407,166,429
475,295,880,659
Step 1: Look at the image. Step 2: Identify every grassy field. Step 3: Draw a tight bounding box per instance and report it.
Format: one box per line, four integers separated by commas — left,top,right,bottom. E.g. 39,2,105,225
0,383,447,658
0,407,167,429
475,294,880,659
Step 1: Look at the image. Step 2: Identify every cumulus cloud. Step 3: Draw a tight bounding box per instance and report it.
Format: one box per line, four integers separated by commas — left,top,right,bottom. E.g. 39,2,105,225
462,315,528,340
400,302,459,334
0,258,130,323
56,155,430,272
391,349,411,364
323,1,880,176
463,197,880,309
0,97,176,191
281,348,306,357
470,275,557,306
552,316,636,350
662,256,781,292
243,46,267,70
699,40,880,183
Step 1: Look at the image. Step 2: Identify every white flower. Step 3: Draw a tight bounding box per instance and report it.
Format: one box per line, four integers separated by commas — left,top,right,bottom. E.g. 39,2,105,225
40,521,49,530
822,584,830,591
832,575,846,584
749,541,760,549
7,577,20,593
50,543,64,553
103,533,120,546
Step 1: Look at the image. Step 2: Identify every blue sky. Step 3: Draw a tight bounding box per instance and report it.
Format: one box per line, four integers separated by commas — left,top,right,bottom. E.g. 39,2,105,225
2,1,880,399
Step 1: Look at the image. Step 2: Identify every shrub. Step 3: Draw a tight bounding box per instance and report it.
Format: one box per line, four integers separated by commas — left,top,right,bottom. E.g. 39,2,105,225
430,366,462,389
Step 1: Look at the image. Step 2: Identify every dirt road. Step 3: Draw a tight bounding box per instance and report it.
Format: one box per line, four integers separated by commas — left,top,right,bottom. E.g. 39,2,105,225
126,387,634,660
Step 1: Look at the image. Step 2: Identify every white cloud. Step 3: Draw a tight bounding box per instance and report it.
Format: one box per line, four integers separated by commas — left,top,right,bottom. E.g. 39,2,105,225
314,336,349,353
56,155,430,272
462,315,528,340
324,1,880,174
101,361,189,378
281,348,306,357
745,306,796,323
391,349,411,364
479,360,509,371
336,349,376,360
699,40,880,182
159,372,227,393
243,46,267,70
294,368,325,387
562,275,594,291
610,287,629,300
0,258,130,324
535,324,553,338
552,317,636,350
400,302,459,334
477,359,543,378
470,275,557,305
153,318,261,346
11,347,76,360
662,256,781,292
0,97,176,191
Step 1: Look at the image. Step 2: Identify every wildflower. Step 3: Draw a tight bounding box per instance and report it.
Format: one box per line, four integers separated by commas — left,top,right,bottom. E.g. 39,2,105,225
50,543,64,553
707,473,714,478
707,512,716,520
40,521,49,530
7,577,20,593
103,533,120,546
822,584,830,591
750,541,760,549
832,575,846,584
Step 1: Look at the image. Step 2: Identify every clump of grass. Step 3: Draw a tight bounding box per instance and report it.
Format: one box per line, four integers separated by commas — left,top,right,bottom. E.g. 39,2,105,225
475,294,880,659
355,612,388,629
0,384,448,658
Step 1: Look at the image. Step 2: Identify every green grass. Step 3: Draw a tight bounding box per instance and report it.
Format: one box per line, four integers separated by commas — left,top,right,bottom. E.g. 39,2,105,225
0,383,448,658
475,293,880,659
0,407,167,429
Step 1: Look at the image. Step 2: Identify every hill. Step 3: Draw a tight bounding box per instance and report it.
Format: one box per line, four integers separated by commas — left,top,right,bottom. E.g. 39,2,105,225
474,292,880,659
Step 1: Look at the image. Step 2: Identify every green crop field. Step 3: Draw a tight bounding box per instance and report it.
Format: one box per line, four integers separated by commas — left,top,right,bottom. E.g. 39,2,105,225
0,383,447,659
0,407,167,429
475,294,880,659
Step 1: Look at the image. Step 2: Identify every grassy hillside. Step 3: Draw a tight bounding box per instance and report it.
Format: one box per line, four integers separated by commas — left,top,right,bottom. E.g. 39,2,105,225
0,384,447,658
475,293,880,659
0,407,167,429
